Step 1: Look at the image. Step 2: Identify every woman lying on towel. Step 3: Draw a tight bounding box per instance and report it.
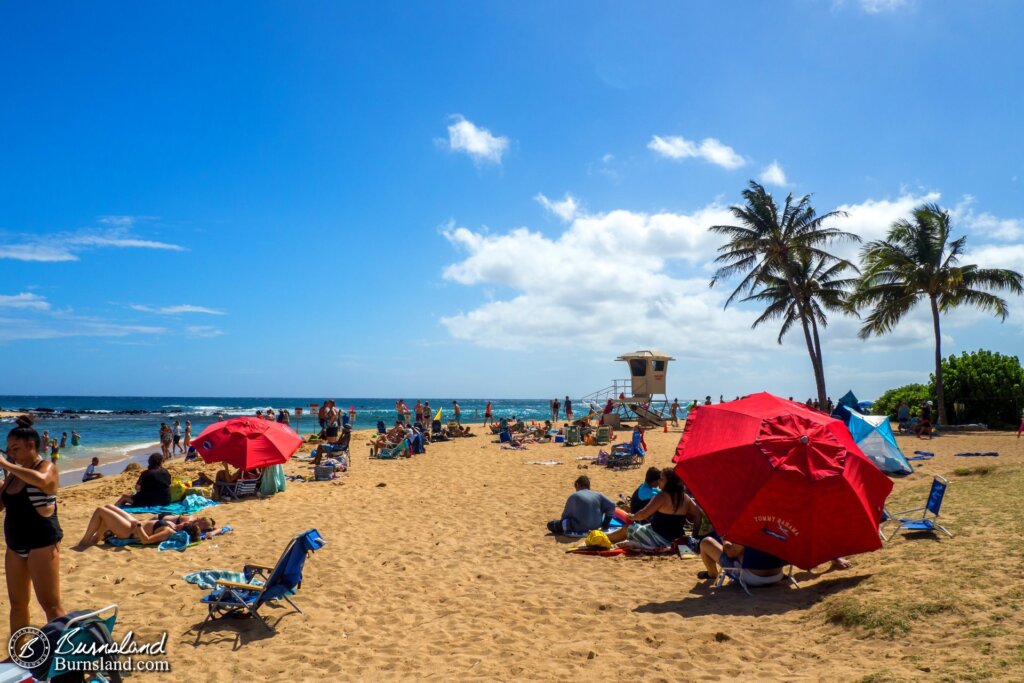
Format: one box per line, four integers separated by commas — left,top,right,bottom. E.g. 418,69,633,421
605,468,702,551
73,505,219,549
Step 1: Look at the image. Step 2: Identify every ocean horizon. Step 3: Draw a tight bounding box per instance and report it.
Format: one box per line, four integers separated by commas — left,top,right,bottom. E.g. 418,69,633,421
0,395,625,483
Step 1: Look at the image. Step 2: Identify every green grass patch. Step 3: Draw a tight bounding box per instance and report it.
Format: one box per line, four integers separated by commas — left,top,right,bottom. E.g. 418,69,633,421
824,597,957,637
953,465,997,477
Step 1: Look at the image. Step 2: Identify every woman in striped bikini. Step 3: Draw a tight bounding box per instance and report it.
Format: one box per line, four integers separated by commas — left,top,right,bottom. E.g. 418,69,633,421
0,414,65,635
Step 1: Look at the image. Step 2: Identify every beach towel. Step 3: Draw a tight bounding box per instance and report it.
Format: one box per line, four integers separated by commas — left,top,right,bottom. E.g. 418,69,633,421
908,451,935,460
122,494,218,516
184,569,265,590
259,464,287,496
954,452,999,457
559,516,625,538
158,531,193,552
106,525,233,551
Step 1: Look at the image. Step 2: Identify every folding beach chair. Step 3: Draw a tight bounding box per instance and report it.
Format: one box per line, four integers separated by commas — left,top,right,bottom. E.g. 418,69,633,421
198,529,326,633
215,473,261,501
595,425,611,445
881,475,952,541
607,431,644,469
372,438,409,460
564,424,581,446
717,563,799,596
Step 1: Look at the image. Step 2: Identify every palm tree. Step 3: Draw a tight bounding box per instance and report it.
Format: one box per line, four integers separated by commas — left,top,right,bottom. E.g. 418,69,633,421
742,255,858,378
710,181,858,407
853,203,1024,425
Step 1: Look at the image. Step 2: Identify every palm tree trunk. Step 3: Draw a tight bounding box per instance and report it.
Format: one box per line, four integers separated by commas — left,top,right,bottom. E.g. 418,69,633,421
787,278,827,407
930,295,946,425
809,313,827,406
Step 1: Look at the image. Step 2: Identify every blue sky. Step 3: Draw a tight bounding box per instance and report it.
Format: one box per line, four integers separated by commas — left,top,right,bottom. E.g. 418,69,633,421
1,0,1022,400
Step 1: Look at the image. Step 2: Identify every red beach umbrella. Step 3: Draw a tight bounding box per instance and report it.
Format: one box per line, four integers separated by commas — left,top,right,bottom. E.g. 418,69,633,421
673,392,892,569
193,417,303,470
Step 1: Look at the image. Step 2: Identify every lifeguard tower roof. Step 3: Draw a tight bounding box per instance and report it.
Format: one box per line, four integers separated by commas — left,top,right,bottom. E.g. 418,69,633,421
615,350,674,399
615,350,675,362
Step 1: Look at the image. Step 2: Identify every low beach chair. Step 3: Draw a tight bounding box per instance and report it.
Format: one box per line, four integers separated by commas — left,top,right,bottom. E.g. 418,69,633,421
197,529,326,633
881,475,952,541
607,431,645,469
564,424,581,447
595,425,611,445
372,438,409,459
215,473,261,501
717,563,799,596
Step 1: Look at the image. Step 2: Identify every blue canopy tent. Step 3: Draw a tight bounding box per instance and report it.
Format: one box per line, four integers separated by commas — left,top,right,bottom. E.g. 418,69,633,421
832,390,860,425
847,410,913,476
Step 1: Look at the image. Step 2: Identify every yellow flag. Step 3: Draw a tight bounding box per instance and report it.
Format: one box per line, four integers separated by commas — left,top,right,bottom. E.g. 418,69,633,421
434,408,443,421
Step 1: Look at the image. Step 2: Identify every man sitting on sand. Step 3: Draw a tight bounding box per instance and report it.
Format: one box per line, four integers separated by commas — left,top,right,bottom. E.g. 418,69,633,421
696,537,787,587
115,453,171,508
547,476,617,535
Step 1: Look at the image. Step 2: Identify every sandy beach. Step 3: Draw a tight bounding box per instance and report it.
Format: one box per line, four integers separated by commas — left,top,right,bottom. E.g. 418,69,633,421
1,422,1017,681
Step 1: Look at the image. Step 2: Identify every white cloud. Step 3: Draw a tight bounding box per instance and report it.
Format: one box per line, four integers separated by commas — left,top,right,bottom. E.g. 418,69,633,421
951,196,1024,242
0,243,78,262
829,191,941,261
965,244,1024,274
0,317,165,342
129,304,224,316
0,293,50,310
66,234,184,251
445,115,509,165
758,161,789,187
439,203,791,355
648,135,746,170
535,193,580,222
0,222,186,262
859,0,908,13
186,325,225,338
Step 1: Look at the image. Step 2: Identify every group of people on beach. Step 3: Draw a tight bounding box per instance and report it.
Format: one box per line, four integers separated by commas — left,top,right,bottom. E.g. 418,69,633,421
549,463,849,587
158,420,191,459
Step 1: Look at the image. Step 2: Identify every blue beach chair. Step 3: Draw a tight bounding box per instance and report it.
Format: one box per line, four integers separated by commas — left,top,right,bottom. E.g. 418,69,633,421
881,475,952,541
198,529,326,633
607,430,645,469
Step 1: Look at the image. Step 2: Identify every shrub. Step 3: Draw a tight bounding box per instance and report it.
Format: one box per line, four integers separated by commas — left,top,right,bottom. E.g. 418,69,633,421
933,350,1024,427
873,383,933,420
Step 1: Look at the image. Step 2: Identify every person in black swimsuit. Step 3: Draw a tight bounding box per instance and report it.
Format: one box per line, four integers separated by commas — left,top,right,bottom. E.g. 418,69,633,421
605,468,702,550
74,506,218,548
0,415,65,635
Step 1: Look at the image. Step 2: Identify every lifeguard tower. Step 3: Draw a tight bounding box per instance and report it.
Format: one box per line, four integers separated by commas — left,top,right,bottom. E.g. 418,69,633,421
581,350,675,427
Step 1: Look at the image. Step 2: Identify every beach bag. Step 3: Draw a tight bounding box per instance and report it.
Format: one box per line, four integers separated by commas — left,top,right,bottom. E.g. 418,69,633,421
584,530,613,550
190,485,213,500
169,478,189,503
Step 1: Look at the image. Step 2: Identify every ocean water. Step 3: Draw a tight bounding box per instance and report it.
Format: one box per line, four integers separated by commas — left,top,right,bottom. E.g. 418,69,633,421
0,396,576,480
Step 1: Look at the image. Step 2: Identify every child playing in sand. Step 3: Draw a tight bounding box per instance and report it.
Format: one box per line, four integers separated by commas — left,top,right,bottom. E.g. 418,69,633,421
82,457,103,482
